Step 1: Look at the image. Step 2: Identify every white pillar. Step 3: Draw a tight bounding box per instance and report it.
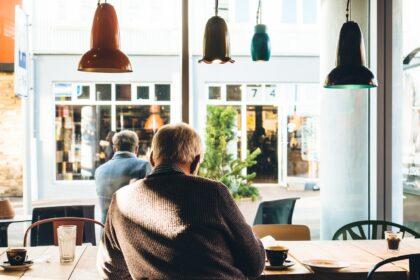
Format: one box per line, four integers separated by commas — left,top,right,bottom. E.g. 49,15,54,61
319,0,370,239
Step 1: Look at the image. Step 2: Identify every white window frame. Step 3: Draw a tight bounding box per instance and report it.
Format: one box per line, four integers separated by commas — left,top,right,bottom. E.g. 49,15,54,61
53,81,173,184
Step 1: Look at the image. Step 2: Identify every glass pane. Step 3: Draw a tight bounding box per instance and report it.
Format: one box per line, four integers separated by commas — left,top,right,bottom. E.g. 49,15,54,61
401,0,420,235
155,84,171,101
96,84,111,101
246,85,263,102
302,0,317,24
55,105,111,180
54,83,73,101
77,85,90,100
116,84,131,101
116,105,170,159
137,86,150,100
235,0,249,23
281,0,297,23
287,116,319,178
227,85,242,101
209,86,221,100
265,85,278,102
247,105,278,183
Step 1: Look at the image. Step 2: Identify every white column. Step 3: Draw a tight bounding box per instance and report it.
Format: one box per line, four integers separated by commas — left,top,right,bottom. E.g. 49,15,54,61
319,0,370,239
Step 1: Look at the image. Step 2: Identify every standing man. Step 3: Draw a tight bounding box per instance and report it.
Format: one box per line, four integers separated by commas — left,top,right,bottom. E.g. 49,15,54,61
95,130,151,223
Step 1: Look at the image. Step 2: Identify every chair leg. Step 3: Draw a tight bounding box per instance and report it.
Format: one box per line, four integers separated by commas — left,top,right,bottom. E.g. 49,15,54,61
409,256,420,280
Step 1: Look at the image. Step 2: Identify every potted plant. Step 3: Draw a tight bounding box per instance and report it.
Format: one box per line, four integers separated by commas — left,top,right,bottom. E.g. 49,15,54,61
199,106,261,223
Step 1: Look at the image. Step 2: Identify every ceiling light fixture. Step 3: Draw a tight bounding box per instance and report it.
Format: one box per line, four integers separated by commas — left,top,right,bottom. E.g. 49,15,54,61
324,0,376,89
78,0,132,73
199,0,234,64
251,0,270,62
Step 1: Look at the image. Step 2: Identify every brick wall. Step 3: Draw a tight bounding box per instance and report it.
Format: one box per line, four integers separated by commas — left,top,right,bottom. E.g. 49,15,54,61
0,72,23,196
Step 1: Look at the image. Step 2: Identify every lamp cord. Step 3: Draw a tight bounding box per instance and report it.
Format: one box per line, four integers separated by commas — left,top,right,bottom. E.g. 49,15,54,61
346,0,351,21
215,0,218,16
256,0,262,24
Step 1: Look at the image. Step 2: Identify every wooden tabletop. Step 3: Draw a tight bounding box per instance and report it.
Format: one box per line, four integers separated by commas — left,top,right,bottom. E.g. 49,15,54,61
0,239,418,279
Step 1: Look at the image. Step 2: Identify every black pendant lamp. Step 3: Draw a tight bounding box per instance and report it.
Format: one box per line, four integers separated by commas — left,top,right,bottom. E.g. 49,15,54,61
199,0,234,64
324,0,376,89
78,0,132,73
251,0,270,61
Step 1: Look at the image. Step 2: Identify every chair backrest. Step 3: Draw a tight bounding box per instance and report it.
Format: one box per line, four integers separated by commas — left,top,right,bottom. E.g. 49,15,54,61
332,220,420,240
23,217,104,247
252,224,311,241
29,205,96,246
367,254,420,280
253,198,299,225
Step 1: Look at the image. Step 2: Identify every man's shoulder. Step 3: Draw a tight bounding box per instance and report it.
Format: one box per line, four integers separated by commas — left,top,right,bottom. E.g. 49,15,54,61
179,175,229,192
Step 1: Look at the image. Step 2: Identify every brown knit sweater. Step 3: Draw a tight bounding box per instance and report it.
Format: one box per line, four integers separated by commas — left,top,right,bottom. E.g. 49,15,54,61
97,171,265,279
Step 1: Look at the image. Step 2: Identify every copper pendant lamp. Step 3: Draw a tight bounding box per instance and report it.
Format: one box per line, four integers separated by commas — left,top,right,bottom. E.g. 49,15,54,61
324,0,376,89
199,0,234,64
78,1,132,73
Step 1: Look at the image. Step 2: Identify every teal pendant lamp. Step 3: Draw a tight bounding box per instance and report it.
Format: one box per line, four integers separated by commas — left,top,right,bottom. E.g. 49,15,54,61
251,0,270,61
324,0,376,89
199,0,234,64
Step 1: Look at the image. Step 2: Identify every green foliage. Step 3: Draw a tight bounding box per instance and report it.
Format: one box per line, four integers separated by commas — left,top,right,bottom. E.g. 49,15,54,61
200,106,261,200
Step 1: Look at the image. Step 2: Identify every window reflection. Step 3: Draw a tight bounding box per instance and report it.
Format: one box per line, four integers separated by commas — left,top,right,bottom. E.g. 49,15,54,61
96,84,111,101
287,116,319,178
55,105,111,180
116,105,170,159
247,106,278,183
116,84,131,101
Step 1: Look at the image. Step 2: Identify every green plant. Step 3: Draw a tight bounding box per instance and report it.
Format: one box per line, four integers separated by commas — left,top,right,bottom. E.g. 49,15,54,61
200,106,261,200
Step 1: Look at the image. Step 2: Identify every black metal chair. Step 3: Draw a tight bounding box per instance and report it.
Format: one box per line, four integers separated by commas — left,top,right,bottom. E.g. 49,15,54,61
253,198,299,225
29,205,96,246
367,254,420,280
332,220,420,240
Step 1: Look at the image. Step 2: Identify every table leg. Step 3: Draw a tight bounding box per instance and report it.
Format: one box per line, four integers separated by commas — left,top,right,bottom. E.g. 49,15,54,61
0,223,10,247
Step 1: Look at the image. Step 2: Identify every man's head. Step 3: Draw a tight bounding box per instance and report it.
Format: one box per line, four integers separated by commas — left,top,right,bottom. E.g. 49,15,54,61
150,123,203,175
112,130,139,154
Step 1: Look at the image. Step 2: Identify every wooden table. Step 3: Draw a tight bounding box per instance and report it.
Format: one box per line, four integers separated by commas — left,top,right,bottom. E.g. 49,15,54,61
0,239,418,279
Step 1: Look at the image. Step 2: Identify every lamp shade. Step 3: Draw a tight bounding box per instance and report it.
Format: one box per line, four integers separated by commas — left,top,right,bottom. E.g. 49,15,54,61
78,3,132,73
324,21,376,89
251,24,270,61
199,16,234,64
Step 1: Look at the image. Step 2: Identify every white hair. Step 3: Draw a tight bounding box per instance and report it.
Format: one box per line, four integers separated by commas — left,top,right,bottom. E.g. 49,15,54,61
151,123,202,164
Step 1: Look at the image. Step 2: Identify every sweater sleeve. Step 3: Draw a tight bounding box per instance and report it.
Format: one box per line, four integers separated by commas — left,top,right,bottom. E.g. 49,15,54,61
216,184,266,278
97,196,132,280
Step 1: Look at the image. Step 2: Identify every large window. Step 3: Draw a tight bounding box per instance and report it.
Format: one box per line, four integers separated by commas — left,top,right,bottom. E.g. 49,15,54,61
205,83,319,185
54,83,172,181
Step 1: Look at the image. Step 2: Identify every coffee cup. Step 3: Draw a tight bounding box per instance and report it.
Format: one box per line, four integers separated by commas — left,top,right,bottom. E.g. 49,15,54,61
6,248,27,266
265,246,288,266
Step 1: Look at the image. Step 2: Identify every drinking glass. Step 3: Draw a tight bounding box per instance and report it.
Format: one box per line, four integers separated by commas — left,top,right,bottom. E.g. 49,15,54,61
385,231,403,252
57,225,77,263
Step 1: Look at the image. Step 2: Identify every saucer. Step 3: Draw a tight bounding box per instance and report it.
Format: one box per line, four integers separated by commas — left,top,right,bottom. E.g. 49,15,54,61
0,260,33,271
265,259,295,270
302,259,349,272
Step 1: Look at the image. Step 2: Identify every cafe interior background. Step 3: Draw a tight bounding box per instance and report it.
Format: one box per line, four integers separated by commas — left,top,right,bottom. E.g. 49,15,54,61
0,0,419,244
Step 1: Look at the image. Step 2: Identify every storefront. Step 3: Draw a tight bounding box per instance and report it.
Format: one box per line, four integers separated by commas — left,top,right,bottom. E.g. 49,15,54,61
31,55,320,199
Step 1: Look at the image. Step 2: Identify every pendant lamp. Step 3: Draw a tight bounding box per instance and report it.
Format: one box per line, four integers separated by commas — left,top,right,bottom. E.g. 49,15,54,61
251,0,270,61
324,0,376,89
199,0,234,64
144,106,164,132
78,1,132,73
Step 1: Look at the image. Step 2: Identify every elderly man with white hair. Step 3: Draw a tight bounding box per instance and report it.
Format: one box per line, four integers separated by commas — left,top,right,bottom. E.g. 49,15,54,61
97,123,265,279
